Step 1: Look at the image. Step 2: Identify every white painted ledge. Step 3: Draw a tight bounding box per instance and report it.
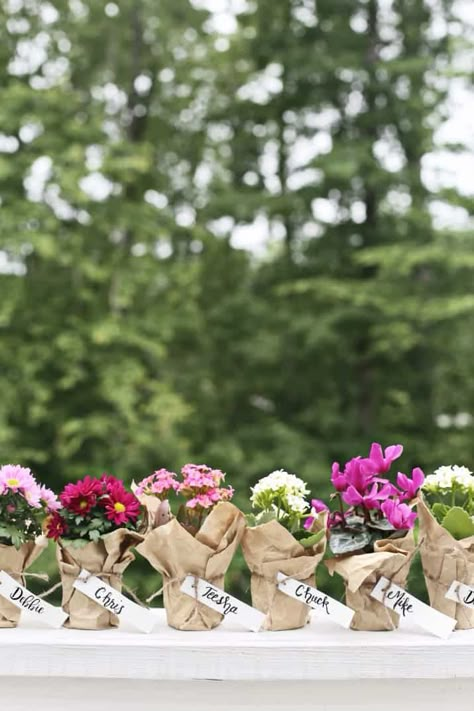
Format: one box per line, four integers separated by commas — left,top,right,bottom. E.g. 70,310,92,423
1,609,473,681
2,611,474,711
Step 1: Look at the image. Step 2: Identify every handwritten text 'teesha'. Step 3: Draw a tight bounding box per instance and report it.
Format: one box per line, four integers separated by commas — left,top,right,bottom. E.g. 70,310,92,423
201,585,238,616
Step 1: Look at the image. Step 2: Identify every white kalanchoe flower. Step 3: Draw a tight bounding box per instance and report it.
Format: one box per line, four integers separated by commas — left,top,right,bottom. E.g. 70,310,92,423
250,469,309,504
286,494,309,515
423,465,474,493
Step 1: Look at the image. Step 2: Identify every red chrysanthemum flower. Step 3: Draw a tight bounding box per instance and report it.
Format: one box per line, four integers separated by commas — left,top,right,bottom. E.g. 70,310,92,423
100,473,121,493
59,476,103,515
45,511,68,541
102,481,141,525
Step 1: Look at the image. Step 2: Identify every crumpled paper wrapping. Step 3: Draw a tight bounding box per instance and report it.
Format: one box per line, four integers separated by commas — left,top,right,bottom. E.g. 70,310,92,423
57,528,144,630
0,537,47,628
137,501,245,631
241,518,327,631
418,497,474,629
326,536,413,631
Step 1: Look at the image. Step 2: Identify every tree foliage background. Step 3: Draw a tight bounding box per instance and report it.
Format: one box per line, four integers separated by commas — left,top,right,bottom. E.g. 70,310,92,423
0,0,473,599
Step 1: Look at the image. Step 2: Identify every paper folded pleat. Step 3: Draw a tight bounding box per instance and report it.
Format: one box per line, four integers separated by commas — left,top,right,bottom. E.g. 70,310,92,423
418,498,474,630
0,537,47,628
137,501,245,631
241,518,327,631
326,536,414,631
57,528,144,630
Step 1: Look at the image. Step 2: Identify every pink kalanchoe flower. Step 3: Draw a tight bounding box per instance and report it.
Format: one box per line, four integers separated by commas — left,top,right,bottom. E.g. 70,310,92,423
381,499,417,530
343,482,393,510
363,443,404,475
180,463,225,490
186,493,215,509
134,468,180,498
396,467,425,501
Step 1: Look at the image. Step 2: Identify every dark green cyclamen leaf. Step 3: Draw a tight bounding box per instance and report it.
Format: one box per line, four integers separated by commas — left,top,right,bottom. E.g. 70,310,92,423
344,515,365,528
368,518,396,531
329,528,372,555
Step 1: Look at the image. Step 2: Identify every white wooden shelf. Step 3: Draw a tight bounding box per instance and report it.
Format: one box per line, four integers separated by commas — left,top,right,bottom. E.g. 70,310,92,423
2,611,474,711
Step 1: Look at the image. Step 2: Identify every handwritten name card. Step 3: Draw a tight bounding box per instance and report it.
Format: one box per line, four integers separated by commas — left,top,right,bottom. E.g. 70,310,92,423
73,568,156,633
180,575,266,632
0,570,67,628
446,580,474,609
371,576,456,639
276,572,354,629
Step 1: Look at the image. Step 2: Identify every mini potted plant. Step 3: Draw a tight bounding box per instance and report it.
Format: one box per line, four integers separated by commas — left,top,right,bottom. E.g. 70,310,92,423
418,465,474,629
135,464,244,631
0,464,58,628
324,443,423,630
45,474,144,630
241,469,327,631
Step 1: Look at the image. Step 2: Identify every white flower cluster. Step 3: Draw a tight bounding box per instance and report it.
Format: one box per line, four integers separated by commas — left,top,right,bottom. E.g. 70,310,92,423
250,469,309,516
423,465,474,492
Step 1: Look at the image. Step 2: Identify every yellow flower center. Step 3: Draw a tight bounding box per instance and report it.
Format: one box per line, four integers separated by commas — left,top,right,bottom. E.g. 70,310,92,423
7,478,19,487
114,502,126,513
79,500,88,509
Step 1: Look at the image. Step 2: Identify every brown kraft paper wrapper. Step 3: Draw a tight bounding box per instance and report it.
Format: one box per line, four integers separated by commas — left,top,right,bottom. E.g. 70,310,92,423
241,517,327,631
418,497,474,629
0,537,47,628
326,535,413,631
136,501,245,631
57,528,144,630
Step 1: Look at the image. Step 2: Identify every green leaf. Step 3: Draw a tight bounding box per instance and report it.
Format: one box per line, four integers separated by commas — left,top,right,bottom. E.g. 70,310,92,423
298,529,326,548
441,507,474,540
432,503,450,524
88,529,101,542
329,528,372,555
368,518,396,532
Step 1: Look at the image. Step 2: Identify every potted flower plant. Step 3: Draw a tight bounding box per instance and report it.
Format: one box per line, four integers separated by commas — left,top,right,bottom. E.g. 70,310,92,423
45,474,144,629
135,464,244,631
241,469,327,631
0,464,58,628
418,465,474,629
323,443,423,630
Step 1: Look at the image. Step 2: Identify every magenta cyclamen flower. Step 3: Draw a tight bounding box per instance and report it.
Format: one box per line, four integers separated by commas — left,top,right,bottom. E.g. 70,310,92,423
363,442,403,475
303,498,328,530
344,457,377,494
343,482,393,510
331,463,348,492
396,467,425,501
381,499,417,530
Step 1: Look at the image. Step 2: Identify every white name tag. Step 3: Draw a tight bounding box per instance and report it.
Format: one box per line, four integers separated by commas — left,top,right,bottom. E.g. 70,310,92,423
0,570,67,629
277,572,354,628
180,575,266,632
73,568,156,633
371,576,456,639
446,580,474,609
